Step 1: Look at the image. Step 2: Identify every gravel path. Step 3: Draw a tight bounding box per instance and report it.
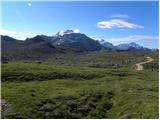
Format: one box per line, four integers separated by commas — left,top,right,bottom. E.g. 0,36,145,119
135,57,154,71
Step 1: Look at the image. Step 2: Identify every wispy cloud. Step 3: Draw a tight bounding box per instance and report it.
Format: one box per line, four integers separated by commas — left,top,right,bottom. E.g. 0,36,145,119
10,32,39,40
110,14,129,18
97,19,144,29
89,35,101,40
0,29,18,35
105,35,158,44
0,29,39,40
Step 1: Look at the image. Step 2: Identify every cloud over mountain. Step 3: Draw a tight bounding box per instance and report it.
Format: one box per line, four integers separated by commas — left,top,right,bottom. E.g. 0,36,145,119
73,28,80,33
105,35,158,44
0,29,18,35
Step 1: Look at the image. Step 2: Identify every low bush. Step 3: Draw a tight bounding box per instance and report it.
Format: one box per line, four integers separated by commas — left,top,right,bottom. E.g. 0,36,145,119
6,90,113,119
1,71,104,82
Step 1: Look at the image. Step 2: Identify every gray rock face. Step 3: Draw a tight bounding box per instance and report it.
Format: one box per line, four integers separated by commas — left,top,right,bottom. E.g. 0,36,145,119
1,98,10,113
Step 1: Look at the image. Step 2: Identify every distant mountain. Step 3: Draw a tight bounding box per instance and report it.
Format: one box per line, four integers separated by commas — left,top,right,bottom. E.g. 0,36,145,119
51,30,102,51
100,39,115,49
25,30,102,51
1,30,155,61
116,42,141,50
115,42,151,51
101,41,152,51
2,31,102,61
1,35,67,61
1,35,17,41
25,35,46,44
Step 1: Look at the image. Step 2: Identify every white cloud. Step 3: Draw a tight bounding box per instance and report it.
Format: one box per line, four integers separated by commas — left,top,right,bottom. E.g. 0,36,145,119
0,29,39,40
89,36,101,40
97,19,144,29
28,2,32,7
105,35,158,44
9,32,38,40
110,14,129,18
0,29,18,35
74,28,80,33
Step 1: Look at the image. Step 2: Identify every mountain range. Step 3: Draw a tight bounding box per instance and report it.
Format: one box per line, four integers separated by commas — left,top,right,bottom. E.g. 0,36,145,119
1,29,156,61
99,39,152,51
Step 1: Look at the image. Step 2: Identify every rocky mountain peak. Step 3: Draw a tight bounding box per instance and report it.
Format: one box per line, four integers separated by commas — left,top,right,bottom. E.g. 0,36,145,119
55,29,75,37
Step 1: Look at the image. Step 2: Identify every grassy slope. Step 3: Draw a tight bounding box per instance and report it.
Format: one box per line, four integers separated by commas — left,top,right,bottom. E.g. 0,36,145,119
1,52,159,119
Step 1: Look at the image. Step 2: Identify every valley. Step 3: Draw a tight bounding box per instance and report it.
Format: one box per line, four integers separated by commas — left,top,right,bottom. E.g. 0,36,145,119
1,1,158,119
1,50,159,119
1,30,159,119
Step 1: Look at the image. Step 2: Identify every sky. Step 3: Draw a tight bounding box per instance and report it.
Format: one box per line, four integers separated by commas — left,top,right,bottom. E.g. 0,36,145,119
1,1,159,48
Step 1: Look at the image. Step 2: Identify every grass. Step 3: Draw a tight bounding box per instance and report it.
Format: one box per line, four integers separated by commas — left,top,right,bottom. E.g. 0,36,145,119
1,51,159,119
2,61,106,81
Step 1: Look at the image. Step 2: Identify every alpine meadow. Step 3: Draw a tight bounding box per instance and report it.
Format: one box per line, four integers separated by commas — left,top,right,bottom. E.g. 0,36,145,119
1,1,159,119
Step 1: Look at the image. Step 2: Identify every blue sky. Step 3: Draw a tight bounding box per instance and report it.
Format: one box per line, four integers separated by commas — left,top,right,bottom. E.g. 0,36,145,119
1,1,159,48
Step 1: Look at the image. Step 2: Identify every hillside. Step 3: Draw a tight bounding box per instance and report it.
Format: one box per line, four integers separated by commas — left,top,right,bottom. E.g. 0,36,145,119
1,0,158,119
1,35,83,61
1,30,156,62
1,31,159,119
1,51,159,118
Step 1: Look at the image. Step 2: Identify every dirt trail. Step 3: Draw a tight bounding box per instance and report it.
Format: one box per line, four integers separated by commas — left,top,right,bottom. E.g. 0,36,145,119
135,57,154,71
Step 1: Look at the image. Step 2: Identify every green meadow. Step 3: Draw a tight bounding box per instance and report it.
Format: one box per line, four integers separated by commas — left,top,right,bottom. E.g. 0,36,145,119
1,51,159,119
